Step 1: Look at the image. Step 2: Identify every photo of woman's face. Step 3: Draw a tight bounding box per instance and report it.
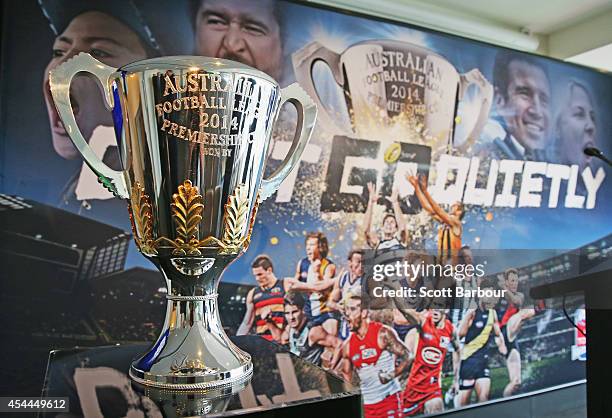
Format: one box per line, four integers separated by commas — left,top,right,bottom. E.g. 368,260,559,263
557,84,597,169
42,11,147,159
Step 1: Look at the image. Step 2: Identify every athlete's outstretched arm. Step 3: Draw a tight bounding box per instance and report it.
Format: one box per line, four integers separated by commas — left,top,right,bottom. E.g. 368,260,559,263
416,175,460,229
408,175,441,222
451,329,462,391
492,311,508,356
327,273,343,312
236,288,255,336
379,325,412,380
309,324,341,349
503,286,525,307
458,309,475,338
389,187,408,243
391,299,421,327
404,327,419,358
330,341,344,372
341,340,353,382
364,182,380,248
286,277,335,293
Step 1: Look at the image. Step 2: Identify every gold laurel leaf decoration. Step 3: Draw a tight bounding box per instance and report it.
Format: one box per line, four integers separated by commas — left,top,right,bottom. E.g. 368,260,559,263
243,192,260,249
128,206,139,245
221,184,250,254
130,182,157,255
171,180,204,255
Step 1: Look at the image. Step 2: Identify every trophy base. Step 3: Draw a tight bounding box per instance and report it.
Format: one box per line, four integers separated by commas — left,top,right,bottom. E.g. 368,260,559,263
129,360,253,390
128,288,253,390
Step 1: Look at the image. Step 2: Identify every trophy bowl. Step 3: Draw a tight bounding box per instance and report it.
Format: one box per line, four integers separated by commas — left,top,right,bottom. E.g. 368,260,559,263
49,53,316,390
293,40,492,150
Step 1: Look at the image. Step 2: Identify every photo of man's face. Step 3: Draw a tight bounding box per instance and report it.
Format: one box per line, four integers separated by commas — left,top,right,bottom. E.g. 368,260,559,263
349,252,363,277
346,297,363,331
42,11,147,159
497,60,551,153
382,215,398,236
305,237,320,261
284,303,303,329
194,0,282,80
505,272,519,292
252,266,272,288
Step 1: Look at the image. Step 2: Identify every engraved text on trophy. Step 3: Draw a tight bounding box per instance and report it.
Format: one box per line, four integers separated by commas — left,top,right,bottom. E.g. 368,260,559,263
154,71,258,158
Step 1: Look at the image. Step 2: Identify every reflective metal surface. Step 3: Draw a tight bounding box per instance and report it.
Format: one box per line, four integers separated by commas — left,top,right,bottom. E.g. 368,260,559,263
48,54,317,389
132,378,250,416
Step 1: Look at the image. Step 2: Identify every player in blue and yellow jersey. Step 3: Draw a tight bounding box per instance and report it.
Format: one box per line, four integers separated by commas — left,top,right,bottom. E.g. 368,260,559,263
457,284,507,406
285,232,338,337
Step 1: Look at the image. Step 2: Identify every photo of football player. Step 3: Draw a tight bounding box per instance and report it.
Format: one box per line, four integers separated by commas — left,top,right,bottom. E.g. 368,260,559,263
284,291,341,367
285,232,338,336
457,285,507,406
237,255,286,343
402,309,461,416
328,249,364,340
40,0,159,219
497,268,539,397
339,295,411,418
408,175,464,265
364,182,408,251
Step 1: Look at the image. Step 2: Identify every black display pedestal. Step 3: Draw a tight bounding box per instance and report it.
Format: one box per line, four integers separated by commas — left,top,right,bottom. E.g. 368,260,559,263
531,267,612,418
41,335,361,417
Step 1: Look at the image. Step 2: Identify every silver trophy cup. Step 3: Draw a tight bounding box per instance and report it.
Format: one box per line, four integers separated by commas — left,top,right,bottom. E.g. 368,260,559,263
49,53,316,390
293,40,492,150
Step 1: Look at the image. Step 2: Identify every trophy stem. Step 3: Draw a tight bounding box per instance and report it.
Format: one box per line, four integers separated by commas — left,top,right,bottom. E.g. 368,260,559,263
129,264,252,390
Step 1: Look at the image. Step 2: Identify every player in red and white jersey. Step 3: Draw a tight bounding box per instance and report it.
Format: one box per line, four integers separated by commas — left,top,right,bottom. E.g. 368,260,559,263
497,268,540,397
339,295,411,418
400,309,461,416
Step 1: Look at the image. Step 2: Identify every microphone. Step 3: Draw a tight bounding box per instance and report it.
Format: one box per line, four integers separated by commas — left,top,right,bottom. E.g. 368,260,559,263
584,147,612,167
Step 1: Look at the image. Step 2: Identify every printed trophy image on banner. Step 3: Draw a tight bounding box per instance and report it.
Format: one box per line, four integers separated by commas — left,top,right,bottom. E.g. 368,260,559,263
48,53,316,389
293,40,493,150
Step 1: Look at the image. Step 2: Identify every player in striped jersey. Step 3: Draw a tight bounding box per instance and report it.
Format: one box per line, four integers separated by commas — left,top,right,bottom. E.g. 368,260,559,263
339,295,411,418
457,285,507,406
237,255,286,343
285,232,338,336
283,291,341,367
408,175,464,265
364,182,408,252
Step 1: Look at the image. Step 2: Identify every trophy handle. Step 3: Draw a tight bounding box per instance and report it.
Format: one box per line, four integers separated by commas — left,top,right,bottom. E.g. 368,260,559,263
292,41,344,134
260,83,317,201
48,52,128,199
454,69,494,152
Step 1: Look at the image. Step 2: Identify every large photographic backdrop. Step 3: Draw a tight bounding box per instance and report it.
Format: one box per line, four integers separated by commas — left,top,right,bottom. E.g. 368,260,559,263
1,0,610,413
